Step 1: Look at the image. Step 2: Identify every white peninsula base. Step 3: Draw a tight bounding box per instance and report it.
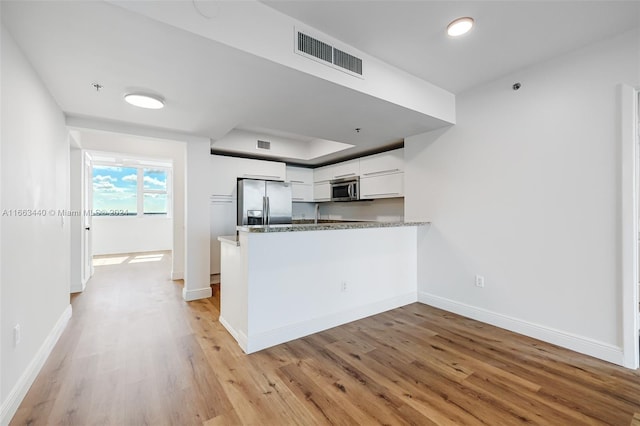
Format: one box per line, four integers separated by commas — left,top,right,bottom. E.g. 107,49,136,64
219,222,429,353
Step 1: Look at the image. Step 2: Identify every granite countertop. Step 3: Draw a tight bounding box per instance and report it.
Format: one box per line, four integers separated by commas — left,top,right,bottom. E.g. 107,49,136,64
236,221,430,233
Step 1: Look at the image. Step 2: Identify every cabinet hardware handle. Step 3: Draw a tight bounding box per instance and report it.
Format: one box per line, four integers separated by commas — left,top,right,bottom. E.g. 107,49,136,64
334,172,356,178
292,197,304,201
363,169,400,176
290,180,305,183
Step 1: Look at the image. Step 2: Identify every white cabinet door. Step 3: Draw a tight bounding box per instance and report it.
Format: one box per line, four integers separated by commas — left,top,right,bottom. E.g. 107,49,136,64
238,157,286,181
292,183,313,202
314,165,333,183
287,166,313,184
360,148,404,177
360,173,404,199
210,195,236,275
314,182,331,202
331,159,360,180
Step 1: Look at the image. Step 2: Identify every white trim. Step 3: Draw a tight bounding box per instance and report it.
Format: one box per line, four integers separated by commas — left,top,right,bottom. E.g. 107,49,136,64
171,271,184,280
69,280,86,293
245,292,417,353
620,84,640,369
182,286,212,301
219,315,248,352
0,304,72,425
418,292,624,366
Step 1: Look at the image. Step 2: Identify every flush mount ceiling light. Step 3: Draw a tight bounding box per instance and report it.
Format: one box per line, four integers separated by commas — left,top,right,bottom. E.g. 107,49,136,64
447,17,474,37
123,93,165,109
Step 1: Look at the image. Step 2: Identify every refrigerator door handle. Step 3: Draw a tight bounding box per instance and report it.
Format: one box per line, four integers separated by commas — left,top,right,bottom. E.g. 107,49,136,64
265,196,270,225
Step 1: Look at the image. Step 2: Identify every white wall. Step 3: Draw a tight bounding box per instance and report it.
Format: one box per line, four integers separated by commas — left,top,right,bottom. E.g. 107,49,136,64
1,24,71,423
92,216,172,255
184,140,212,301
405,30,640,364
77,131,185,278
293,198,404,222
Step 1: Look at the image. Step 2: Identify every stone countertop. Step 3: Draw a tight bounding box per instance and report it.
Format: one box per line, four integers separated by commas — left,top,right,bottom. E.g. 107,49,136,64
236,221,430,233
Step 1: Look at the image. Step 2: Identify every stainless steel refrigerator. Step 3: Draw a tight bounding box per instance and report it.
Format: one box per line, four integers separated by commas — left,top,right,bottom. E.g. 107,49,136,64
237,179,292,226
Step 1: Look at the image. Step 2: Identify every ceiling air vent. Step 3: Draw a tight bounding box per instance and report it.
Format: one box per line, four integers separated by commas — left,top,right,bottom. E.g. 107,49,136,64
256,140,271,150
333,48,362,75
297,32,332,64
295,28,364,78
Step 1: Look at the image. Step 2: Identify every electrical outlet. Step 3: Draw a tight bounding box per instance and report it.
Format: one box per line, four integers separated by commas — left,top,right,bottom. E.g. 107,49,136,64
475,275,485,288
340,281,347,292
14,324,21,347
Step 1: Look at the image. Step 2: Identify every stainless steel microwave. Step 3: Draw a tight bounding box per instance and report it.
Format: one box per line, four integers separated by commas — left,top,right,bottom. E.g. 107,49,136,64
330,176,359,201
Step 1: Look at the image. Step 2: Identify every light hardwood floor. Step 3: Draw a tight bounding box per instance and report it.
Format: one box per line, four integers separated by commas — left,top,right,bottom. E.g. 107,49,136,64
10,251,640,425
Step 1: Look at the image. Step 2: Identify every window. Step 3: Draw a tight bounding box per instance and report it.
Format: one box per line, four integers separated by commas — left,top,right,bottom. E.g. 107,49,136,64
92,159,171,217
143,169,168,215
92,165,138,215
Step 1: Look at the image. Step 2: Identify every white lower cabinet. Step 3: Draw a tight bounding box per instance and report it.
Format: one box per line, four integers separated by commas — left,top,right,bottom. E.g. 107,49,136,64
314,182,331,202
360,173,404,199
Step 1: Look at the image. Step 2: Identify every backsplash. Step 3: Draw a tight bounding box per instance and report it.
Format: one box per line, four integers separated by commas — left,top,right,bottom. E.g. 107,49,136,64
292,198,404,222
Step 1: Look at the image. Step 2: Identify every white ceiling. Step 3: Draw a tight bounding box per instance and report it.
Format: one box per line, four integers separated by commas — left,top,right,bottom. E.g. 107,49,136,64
264,1,640,94
2,1,638,165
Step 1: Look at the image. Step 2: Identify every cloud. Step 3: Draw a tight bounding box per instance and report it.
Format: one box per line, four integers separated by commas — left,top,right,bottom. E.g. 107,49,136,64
143,175,166,188
122,174,137,182
93,174,117,183
93,181,126,193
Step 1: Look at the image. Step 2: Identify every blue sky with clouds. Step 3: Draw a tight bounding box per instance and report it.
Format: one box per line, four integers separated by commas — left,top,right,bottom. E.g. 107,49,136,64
93,165,167,214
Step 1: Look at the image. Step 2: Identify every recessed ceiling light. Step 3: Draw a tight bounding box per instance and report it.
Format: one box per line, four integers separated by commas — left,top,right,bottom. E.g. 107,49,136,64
447,17,474,37
124,93,165,109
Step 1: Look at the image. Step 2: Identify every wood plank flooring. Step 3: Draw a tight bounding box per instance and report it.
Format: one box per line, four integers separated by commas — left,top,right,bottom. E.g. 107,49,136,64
10,251,640,425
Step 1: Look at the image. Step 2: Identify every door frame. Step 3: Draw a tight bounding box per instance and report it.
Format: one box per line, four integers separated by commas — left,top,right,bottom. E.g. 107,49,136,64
621,83,639,369
81,150,94,285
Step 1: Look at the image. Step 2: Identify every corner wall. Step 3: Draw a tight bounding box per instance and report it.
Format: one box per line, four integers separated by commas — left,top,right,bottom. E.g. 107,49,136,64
405,30,640,364
1,24,71,423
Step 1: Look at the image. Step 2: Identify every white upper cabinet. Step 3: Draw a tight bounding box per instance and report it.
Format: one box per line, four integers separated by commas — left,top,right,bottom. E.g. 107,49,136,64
331,159,360,180
313,159,360,183
211,155,286,196
313,182,331,202
359,148,404,177
359,148,404,200
287,166,314,202
360,173,404,199
237,157,286,181
286,166,313,184
313,165,332,183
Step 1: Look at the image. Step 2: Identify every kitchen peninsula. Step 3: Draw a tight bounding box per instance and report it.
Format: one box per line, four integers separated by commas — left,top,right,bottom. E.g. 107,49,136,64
218,221,429,353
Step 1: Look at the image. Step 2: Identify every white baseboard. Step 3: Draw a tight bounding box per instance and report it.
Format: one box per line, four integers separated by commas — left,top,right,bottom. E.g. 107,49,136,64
1,304,72,426
418,291,624,366
245,292,418,354
171,270,183,280
219,315,248,352
182,286,212,301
